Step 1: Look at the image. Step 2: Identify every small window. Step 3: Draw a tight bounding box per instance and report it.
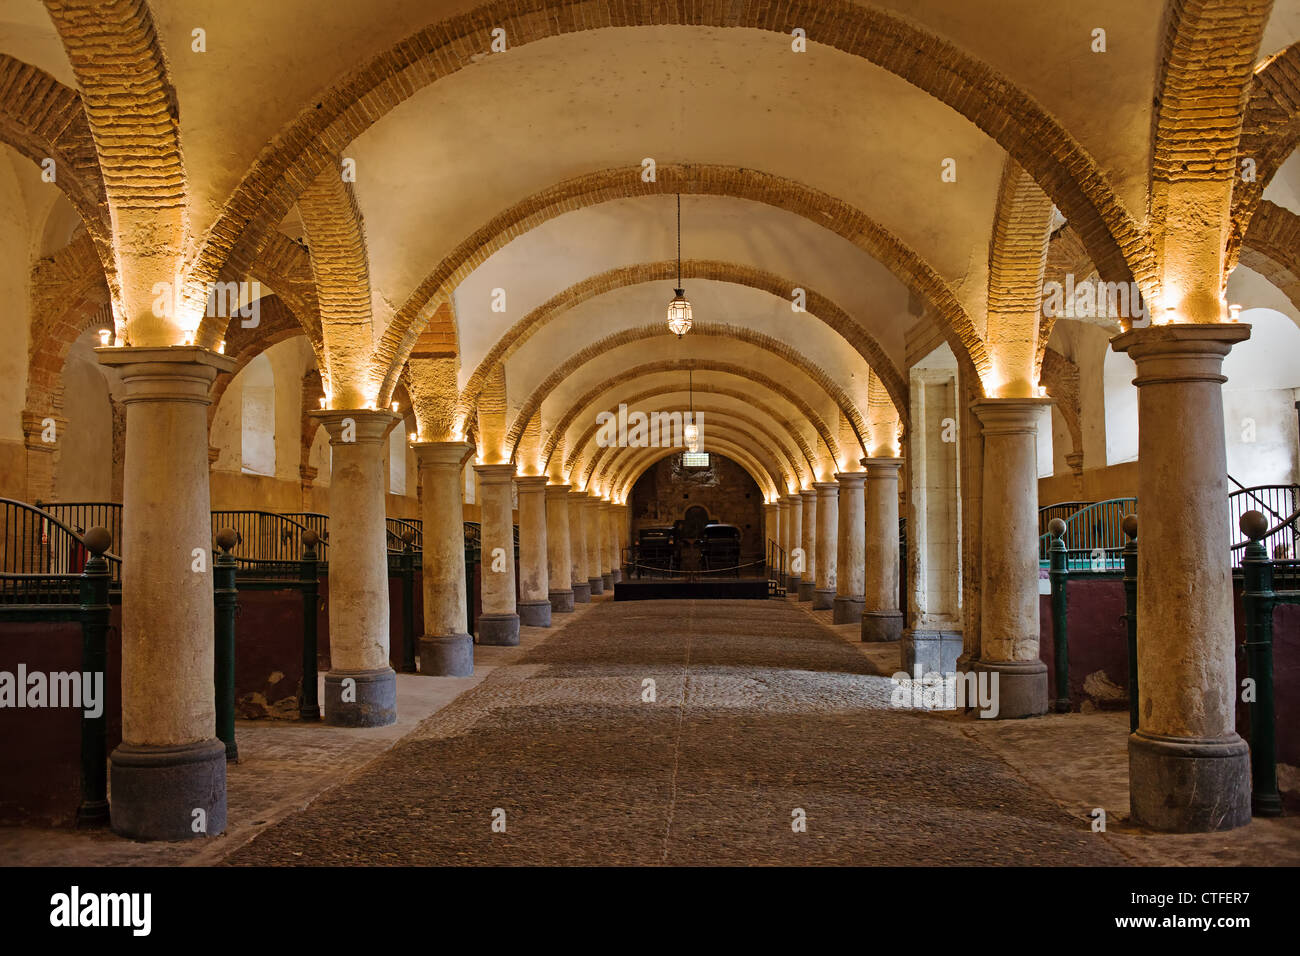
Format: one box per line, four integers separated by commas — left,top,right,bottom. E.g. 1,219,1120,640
682,451,710,467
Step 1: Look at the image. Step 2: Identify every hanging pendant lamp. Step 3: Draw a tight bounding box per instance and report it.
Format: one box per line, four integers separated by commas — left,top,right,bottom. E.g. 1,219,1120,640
666,194,693,337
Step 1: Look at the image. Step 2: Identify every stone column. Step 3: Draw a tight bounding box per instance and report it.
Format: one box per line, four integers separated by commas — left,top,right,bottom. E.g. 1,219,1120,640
777,496,791,579
970,398,1051,719
798,489,816,600
96,347,233,841
515,476,551,627
834,472,865,623
545,482,575,612
583,494,604,595
599,501,614,590
413,441,474,676
813,482,838,609
784,493,803,592
1112,324,1251,832
762,501,778,573
568,490,591,602
309,408,399,726
861,457,904,642
474,463,519,644
608,502,623,583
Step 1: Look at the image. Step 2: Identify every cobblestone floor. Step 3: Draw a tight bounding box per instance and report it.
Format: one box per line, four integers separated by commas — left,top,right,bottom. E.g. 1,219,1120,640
225,598,1128,866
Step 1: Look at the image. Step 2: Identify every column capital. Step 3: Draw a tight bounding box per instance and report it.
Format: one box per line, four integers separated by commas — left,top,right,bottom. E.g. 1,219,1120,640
545,482,572,499
309,408,399,444
96,345,235,404
473,462,516,484
1111,322,1250,385
568,487,589,501
860,456,904,478
834,471,867,486
800,487,817,500
783,492,802,503
813,481,840,494
970,396,1051,434
515,475,549,492
413,440,474,468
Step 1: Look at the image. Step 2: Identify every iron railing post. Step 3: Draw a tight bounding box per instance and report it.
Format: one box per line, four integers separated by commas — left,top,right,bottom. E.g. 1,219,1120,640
76,527,112,828
213,529,239,761
299,531,321,721
1048,518,1069,713
1121,515,1139,734
1241,511,1283,817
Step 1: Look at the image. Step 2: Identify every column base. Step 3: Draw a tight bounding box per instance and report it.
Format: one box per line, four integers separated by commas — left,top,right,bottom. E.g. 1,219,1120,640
971,659,1046,719
902,629,963,676
832,595,863,624
611,568,622,583
601,572,614,590
549,589,575,613
419,633,473,677
812,588,835,610
589,576,605,595
796,581,814,602
478,612,520,646
1128,730,1251,832
862,610,903,643
785,573,801,592
109,739,227,841
572,581,592,603
518,600,552,627
323,667,397,727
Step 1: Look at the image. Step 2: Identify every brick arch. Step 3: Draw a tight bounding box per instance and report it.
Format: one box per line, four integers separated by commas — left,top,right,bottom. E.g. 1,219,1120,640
1228,42,1300,274
613,440,781,502
610,438,781,502
207,297,315,429
561,386,814,486
578,404,804,492
1238,198,1300,315
985,158,1056,396
186,0,1146,369
25,233,113,418
44,0,188,339
455,257,908,427
385,165,986,405
503,325,865,458
602,425,788,499
246,232,325,362
0,54,118,312
518,359,841,477
1037,223,1100,373
1147,0,1272,313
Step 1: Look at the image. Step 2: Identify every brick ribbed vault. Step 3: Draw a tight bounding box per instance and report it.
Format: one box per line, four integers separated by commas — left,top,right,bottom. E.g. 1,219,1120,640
206,297,313,430
504,324,866,459
1147,0,1272,318
589,417,792,493
612,440,780,502
531,361,842,477
44,0,189,342
0,54,118,314
573,398,809,491
455,257,907,429
1238,198,1300,314
562,386,817,487
184,0,1149,378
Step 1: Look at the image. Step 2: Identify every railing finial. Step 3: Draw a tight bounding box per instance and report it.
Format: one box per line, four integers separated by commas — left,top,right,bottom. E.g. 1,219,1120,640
1240,509,1268,543
1048,517,1066,540
83,526,112,556
1122,514,1138,541
215,528,239,553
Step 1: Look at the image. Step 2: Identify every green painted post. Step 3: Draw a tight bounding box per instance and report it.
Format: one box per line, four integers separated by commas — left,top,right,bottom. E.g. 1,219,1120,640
213,528,239,761
1240,511,1282,817
400,531,416,672
299,531,321,721
1048,518,1069,713
1121,515,1139,734
76,527,112,828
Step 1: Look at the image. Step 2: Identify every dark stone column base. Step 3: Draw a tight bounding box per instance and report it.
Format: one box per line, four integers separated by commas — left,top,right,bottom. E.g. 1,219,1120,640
549,589,575,613
812,587,835,610
971,658,1046,719
902,629,963,676
785,573,801,592
796,581,814,602
601,572,613,590
572,581,592,603
1129,730,1251,832
832,595,864,624
518,600,552,627
419,633,473,677
611,568,622,583
589,576,605,596
477,612,520,646
110,738,227,841
862,610,903,643
324,667,397,727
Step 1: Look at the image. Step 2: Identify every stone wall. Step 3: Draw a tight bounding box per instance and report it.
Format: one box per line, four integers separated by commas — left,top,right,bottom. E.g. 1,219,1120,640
629,452,762,560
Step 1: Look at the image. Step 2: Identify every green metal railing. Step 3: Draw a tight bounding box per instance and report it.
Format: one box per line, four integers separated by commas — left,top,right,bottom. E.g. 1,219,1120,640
1037,497,1136,570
